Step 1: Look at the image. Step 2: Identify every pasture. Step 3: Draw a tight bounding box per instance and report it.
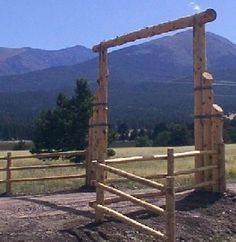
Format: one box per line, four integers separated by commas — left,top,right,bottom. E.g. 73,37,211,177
0,144,235,195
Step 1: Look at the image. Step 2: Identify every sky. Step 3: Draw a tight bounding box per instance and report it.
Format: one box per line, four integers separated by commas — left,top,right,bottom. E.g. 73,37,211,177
0,0,235,50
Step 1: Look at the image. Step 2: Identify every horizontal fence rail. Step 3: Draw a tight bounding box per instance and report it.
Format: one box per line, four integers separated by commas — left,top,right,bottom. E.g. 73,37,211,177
95,162,165,191
0,150,86,194
93,204,165,239
91,146,223,241
104,149,216,165
0,150,85,161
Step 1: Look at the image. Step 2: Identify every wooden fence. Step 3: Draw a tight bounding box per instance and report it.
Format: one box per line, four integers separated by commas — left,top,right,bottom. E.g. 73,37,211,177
90,146,225,242
0,150,86,195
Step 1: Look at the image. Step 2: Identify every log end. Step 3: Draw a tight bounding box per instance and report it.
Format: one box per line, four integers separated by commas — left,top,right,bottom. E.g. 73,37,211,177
197,8,217,24
212,104,223,114
202,71,213,81
205,8,217,22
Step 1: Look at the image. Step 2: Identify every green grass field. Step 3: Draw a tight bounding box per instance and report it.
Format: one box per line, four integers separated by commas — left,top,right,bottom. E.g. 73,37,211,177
0,144,235,195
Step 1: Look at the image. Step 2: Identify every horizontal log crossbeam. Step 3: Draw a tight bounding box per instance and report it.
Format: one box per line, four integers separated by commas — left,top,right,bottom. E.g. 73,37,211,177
94,182,165,215
174,165,217,176
93,204,165,239
105,173,167,183
93,9,216,52
96,162,165,191
175,180,216,193
101,191,165,205
0,150,85,161
103,150,216,165
10,163,84,171
9,174,86,183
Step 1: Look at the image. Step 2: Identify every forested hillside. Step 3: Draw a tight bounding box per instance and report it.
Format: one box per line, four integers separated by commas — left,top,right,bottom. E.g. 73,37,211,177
0,30,235,139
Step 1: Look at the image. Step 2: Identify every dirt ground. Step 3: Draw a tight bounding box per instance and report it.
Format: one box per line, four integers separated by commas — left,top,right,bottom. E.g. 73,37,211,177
0,184,235,242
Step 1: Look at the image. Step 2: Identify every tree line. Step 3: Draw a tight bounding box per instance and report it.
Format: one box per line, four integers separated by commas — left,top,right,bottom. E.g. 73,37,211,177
0,79,235,149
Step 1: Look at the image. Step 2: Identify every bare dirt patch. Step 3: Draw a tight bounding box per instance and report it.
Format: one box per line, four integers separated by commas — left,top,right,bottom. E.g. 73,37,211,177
0,185,235,241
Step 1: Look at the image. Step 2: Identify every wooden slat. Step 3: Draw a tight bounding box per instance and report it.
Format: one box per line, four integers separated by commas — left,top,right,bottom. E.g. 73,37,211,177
0,179,6,183
10,150,85,160
93,204,165,239
0,167,6,171
106,173,167,183
103,191,165,205
175,180,215,193
96,182,165,215
105,150,215,165
10,174,85,183
174,150,216,159
93,9,216,51
143,173,167,179
10,163,85,171
98,163,165,191
174,165,217,176
105,155,168,164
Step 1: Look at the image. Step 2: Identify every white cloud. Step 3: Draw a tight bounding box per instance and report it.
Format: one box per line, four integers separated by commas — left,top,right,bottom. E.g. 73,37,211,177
189,2,201,12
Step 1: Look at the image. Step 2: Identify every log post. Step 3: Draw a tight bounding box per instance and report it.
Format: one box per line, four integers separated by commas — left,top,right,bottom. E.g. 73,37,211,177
166,148,175,242
86,48,108,186
193,18,207,185
6,152,12,195
96,49,108,163
95,49,108,220
86,96,99,186
202,72,214,190
211,104,225,192
95,162,105,221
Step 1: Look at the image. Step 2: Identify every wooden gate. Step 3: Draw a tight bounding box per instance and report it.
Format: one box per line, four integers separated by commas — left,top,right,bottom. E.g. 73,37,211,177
89,143,225,241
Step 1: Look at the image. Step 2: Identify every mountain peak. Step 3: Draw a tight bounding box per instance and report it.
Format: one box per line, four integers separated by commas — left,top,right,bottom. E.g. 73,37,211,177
0,45,96,76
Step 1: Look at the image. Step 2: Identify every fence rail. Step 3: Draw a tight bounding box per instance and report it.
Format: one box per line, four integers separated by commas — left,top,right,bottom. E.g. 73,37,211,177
104,149,216,165
91,146,224,241
0,150,86,194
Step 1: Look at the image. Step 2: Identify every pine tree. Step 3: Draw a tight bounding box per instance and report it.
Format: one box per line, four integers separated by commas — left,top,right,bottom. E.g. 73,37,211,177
33,79,93,151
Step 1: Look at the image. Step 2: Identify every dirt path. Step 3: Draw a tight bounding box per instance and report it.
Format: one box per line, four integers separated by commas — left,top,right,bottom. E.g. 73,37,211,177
0,185,235,241
0,191,95,241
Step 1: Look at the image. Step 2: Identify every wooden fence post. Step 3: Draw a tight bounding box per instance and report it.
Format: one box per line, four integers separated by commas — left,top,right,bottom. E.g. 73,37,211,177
193,18,207,186
86,98,98,186
202,72,214,190
166,148,175,242
6,152,12,195
211,104,225,192
95,162,105,221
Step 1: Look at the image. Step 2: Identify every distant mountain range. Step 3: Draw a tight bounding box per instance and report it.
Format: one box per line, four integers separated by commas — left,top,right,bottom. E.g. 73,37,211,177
0,30,235,135
0,30,236,92
0,45,96,76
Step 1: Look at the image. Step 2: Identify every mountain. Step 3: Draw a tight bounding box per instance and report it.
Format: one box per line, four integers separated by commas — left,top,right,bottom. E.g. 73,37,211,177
0,30,236,93
0,30,235,137
0,45,96,76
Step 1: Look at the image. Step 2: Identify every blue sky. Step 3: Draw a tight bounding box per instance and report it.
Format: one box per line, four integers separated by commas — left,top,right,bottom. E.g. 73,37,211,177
0,0,235,50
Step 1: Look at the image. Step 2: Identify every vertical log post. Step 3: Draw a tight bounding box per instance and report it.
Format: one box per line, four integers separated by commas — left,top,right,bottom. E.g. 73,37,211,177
211,104,225,192
166,148,175,242
193,18,207,185
95,162,105,221
6,152,12,195
202,72,214,190
97,49,108,164
95,49,108,220
86,48,108,186
86,96,99,186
